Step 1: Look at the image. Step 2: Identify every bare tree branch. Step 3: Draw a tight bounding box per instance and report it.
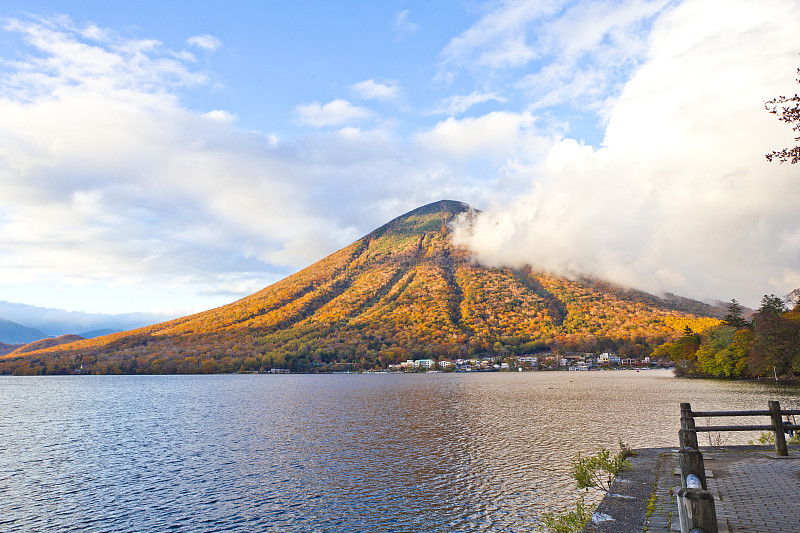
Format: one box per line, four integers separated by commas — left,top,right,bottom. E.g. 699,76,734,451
765,68,800,164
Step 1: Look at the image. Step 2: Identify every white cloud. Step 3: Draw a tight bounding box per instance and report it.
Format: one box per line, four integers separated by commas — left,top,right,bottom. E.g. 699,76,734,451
520,0,668,115
439,0,668,116
295,99,373,127
415,111,541,160
432,91,508,115
187,34,222,51
350,79,400,101
1,16,207,97
392,10,419,40
452,0,800,307
204,109,236,123
439,0,552,71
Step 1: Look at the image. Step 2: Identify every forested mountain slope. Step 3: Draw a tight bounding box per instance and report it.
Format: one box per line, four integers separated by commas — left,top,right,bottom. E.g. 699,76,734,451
1,200,722,374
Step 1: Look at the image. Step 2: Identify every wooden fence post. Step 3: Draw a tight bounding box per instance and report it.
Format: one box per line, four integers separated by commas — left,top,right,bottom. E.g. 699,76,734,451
679,448,707,490
681,402,695,430
680,402,699,451
679,428,699,450
769,400,788,456
676,488,718,533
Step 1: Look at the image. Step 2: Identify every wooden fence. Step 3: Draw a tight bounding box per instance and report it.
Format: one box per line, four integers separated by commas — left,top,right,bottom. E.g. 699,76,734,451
681,400,799,456
675,400,798,533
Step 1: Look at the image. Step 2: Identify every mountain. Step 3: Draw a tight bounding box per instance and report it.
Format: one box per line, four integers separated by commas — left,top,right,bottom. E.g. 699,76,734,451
0,318,46,344
0,200,722,375
0,300,175,337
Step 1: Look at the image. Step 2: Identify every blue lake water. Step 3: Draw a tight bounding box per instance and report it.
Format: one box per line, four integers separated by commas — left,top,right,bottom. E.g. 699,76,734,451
1,370,798,532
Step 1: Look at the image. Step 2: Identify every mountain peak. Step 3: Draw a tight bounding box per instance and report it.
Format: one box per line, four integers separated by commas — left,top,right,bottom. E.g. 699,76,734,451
368,199,472,240
402,199,472,218
395,200,473,220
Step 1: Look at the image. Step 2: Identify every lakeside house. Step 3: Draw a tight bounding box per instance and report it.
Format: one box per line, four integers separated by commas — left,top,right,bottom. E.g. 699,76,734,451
598,352,621,365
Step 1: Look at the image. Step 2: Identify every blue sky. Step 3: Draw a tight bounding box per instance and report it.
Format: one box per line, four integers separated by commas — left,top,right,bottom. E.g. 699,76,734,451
1,0,799,323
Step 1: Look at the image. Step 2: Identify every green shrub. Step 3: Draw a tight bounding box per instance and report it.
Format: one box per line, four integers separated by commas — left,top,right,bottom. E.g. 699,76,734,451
540,440,633,533
748,431,800,445
539,496,593,533
572,442,632,492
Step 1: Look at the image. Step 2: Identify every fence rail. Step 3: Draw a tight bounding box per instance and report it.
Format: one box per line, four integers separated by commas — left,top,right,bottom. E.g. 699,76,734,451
695,424,789,432
681,400,796,456
691,409,800,417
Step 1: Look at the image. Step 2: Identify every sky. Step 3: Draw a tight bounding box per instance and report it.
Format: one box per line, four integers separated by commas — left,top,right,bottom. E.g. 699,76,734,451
0,0,799,323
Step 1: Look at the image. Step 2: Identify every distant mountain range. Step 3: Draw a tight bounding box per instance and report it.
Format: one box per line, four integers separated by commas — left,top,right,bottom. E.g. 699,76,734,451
0,317,122,345
0,301,176,344
1,200,723,374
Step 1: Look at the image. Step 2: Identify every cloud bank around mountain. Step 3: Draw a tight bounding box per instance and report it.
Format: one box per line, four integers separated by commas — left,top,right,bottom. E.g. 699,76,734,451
452,0,800,306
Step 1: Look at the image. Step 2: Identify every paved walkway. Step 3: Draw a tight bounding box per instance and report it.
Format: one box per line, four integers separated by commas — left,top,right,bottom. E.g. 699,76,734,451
647,448,800,533
584,446,800,533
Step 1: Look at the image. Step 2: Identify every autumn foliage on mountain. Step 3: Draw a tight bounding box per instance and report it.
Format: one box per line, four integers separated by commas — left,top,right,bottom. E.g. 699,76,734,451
1,200,723,375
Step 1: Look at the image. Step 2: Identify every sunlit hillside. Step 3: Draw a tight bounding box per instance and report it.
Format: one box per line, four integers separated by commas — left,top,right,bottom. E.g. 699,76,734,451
1,200,722,375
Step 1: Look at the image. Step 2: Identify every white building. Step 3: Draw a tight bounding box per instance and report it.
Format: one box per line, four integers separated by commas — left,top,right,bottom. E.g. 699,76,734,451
598,352,621,365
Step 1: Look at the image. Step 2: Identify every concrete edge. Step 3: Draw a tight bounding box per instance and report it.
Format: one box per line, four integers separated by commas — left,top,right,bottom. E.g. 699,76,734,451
582,447,672,533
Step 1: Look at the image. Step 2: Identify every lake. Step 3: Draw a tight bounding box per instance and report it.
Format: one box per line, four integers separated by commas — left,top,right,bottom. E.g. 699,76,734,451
1,370,798,532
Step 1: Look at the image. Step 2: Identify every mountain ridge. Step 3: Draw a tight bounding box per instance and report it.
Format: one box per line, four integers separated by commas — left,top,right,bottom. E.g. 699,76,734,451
11,335,85,355
1,200,723,375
